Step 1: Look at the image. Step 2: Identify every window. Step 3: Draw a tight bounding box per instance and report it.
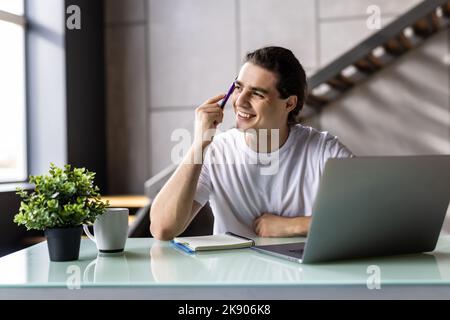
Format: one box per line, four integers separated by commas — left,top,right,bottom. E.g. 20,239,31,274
0,1,27,182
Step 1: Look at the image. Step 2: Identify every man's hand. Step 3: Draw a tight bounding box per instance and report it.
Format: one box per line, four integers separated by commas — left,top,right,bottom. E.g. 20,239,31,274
253,213,311,237
193,93,226,151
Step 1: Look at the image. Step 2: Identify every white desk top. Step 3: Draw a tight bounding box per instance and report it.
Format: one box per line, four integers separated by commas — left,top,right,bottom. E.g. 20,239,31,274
1,236,450,299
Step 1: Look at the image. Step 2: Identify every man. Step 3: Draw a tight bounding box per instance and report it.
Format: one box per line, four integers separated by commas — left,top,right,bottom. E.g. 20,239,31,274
150,46,353,240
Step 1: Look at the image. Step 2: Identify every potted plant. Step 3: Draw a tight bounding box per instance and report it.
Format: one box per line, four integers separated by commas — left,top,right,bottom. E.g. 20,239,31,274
13,163,108,261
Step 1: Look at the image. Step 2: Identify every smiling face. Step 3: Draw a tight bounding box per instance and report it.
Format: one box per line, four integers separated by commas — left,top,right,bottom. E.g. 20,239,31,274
231,62,296,131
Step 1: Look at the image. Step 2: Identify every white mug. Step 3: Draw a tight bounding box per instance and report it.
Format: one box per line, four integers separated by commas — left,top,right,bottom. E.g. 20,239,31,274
83,208,129,253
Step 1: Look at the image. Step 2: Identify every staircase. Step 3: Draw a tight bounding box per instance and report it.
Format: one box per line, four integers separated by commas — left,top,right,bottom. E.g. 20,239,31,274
301,0,450,119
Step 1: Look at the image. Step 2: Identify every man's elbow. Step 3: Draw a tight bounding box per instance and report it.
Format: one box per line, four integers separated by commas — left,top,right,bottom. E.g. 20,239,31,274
149,206,173,240
149,205,181,240
150,223,177,241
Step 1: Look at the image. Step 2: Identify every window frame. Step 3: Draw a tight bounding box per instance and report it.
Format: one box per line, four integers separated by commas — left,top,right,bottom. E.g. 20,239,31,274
0,2,28,184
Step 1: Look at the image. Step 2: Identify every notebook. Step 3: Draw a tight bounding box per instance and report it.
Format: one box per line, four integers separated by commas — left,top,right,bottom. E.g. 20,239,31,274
171,232,255,254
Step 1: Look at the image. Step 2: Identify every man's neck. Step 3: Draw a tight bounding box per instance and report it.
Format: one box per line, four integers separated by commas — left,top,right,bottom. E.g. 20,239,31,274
244,125,290,153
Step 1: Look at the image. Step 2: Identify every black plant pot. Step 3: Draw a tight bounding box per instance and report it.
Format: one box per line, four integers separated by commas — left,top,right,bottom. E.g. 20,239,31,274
44,226,83,261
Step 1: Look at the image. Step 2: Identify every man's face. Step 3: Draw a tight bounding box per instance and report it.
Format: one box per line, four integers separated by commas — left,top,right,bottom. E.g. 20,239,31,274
231,62,292,131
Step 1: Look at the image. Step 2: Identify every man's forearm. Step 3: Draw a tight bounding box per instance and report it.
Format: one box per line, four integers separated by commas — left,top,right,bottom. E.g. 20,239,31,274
150,146,204,239
254,213,312,237
290,216,311,236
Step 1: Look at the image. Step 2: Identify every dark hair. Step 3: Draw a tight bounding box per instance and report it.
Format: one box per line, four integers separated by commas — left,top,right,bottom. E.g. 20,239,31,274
244,46,307,125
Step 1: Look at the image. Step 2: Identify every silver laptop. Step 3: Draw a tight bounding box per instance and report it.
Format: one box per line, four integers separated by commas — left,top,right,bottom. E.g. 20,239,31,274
251,156,450,264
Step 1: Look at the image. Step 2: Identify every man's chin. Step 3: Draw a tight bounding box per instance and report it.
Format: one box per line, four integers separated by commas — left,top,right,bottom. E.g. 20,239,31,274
236,124,261,135
236,122,252,131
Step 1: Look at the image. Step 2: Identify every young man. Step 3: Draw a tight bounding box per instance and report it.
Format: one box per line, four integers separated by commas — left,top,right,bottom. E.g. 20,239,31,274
150,46,353,240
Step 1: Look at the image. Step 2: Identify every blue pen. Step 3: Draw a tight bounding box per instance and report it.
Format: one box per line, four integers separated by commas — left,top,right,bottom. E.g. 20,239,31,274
170,240,194,254
220,78,237,109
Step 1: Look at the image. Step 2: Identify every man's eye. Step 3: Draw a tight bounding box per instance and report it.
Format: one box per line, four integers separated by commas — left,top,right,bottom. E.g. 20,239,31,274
253,92,264,98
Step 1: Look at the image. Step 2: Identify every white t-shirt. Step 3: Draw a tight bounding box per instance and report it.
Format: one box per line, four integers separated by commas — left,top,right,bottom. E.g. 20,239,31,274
194,124,354,237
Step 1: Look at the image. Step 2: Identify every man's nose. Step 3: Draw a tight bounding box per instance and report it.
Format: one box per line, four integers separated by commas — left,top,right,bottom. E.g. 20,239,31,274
234,89,250,106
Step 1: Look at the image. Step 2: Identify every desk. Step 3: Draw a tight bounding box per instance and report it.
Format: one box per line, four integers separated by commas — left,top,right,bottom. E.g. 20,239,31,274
1,236,450,299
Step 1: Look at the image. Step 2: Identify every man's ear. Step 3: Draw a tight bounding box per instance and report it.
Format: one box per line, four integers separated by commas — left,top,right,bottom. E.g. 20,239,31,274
285,95,297,113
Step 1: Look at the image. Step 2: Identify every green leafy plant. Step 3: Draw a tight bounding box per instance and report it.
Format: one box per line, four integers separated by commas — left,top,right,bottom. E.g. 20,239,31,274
14,163,109,230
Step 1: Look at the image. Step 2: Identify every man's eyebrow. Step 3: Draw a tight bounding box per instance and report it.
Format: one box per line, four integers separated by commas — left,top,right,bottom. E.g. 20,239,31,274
235,80,270,94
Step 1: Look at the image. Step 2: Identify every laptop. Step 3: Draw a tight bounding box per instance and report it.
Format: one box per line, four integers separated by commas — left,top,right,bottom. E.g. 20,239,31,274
251,155,450,264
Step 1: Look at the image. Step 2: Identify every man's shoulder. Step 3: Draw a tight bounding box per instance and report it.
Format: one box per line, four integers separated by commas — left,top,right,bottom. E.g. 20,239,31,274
291,124,353,158
291,124,338,145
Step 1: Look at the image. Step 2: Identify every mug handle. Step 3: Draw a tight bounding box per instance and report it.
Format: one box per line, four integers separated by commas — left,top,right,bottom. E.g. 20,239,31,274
83,224,96,243
83,259,97,283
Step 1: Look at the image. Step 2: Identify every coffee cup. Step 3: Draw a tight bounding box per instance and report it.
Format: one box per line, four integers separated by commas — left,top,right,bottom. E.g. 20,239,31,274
83,208,129,253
